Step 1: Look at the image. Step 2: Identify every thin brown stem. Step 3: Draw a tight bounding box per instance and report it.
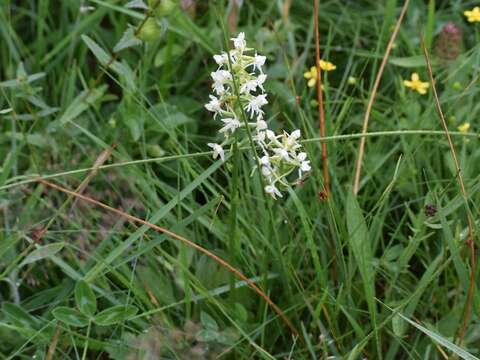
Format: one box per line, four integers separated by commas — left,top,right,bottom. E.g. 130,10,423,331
69,145,115,213
46,324,62,360
352,0,410,195
421,39,476,347
37,179,300,340
313,0,329,194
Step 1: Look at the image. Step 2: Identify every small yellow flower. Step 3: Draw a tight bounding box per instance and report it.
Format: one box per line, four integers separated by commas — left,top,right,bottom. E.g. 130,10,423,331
347,76,357,85
458,122,470,133
403,73,429,95
319,60,336,71
304,66,318,87
464,7,480,22
304,61,336,87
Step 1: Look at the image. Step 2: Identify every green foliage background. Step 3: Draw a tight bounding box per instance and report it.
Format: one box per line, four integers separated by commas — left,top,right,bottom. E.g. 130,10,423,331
1,0,480,358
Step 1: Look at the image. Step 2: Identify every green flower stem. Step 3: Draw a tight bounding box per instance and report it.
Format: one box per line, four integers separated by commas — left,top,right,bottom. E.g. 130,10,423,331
81,320,92,360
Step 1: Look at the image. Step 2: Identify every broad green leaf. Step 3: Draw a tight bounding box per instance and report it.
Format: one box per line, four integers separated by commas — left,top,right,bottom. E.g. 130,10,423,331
93,305,138,326
75,281,97,316
52,307,89,327
19,242,65,268
389,56,426,68
200,311,219,331
2,303,39,328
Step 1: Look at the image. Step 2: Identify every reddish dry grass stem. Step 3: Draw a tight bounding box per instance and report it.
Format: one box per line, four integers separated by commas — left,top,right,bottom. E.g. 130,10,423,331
36,179,300,340
421,39,476,346
313,0,330,195
352,0,410,195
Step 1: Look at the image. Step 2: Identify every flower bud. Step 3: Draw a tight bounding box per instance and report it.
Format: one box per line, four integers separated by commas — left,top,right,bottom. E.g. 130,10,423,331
149,0,178,17
434,22,463,62
137,18,161,42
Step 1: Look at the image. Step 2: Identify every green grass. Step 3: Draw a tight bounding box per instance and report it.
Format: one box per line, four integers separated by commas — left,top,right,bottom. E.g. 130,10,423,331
1,0,480,359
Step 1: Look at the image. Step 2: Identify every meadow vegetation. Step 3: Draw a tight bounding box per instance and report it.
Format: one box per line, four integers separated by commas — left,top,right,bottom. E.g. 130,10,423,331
2,0,480,359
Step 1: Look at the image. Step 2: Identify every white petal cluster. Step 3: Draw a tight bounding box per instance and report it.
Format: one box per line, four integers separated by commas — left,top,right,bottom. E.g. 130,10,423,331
205,32,311,199
255,130,311,199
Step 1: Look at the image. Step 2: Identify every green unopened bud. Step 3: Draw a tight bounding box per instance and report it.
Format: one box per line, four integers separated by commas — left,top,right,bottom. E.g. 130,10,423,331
149,0,177,17
108,117,117,128
137,18,161,41
146,144,165,157
452,81,462,90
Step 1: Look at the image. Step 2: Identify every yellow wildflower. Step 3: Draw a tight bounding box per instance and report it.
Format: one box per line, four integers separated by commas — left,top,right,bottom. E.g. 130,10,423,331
403,73,429,95
304,61,336,87
304,66,318,87
320,60,336,71
458,122,470,133
464,7,480,22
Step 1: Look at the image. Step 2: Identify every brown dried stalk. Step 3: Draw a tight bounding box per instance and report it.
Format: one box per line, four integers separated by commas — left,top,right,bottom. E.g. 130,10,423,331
352,0,410,195
313,0,330,194
421,38,476,347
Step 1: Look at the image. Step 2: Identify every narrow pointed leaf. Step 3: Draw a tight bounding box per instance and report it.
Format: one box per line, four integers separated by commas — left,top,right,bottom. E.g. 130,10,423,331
52,307,89,327
75,280,97,316
19,242,64,268
93,305,138,326
394,311,479,360
113,27,142,52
